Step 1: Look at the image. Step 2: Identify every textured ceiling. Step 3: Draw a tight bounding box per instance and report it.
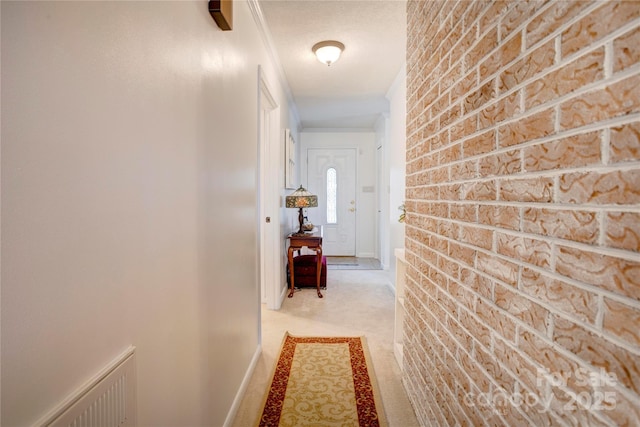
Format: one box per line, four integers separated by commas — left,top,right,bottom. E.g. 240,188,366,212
259,0,407,130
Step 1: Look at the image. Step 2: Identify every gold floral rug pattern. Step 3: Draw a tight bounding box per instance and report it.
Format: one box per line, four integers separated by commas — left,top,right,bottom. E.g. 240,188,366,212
257,333,387,426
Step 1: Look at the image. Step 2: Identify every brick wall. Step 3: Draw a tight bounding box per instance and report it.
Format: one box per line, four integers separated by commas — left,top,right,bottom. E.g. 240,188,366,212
404,1,640,425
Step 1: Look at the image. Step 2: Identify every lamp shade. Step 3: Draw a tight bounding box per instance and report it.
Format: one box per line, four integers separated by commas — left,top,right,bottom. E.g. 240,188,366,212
312,41,345,66
286,185,318,208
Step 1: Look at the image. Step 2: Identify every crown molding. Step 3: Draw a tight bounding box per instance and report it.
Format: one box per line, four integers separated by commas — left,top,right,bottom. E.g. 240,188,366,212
247,0,301,130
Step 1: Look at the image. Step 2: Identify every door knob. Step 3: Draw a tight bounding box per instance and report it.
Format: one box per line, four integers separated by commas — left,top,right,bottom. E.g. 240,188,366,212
349,208,356,213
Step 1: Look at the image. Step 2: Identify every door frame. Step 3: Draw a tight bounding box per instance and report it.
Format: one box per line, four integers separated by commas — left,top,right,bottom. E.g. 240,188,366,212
376,144,383,261
258,67,281,311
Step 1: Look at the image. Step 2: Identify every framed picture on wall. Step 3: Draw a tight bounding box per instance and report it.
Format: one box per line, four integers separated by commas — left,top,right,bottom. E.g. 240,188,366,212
285,128,296,189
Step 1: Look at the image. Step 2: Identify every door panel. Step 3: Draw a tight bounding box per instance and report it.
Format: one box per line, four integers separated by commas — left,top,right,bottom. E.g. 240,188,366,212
307,148,357,256
259,69,280,309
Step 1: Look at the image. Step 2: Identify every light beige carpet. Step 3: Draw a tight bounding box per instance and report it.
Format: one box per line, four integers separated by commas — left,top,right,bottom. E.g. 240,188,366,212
257,333,387,427
325,257,382,270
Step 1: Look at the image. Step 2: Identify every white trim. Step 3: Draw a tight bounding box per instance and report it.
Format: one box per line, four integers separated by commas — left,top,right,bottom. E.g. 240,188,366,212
259,66,278,112
247,0,301,129
223,344,262,427
278,283,288,307
386,280,396,296
258,67,283,311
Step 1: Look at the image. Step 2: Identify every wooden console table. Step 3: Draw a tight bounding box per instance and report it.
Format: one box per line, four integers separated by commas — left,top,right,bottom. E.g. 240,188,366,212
287,228,323,298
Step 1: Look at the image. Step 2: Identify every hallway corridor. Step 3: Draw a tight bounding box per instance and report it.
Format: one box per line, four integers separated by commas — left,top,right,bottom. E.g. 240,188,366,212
233,269,419,426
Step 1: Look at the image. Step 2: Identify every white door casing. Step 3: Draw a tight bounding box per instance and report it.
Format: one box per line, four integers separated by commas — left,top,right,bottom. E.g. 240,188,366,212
376,145,383,261
258,67,281,310
307,148,357,256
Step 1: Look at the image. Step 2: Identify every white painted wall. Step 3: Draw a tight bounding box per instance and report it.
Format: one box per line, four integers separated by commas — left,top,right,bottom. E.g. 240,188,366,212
386,67,407,284
1,1,293,425
300,132,377,258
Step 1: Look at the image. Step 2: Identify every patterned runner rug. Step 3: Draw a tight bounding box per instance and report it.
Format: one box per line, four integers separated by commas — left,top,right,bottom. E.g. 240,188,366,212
257,333,387,427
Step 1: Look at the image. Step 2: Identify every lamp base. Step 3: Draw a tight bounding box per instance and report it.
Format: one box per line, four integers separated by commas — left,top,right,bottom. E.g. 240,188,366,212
296,207,305,234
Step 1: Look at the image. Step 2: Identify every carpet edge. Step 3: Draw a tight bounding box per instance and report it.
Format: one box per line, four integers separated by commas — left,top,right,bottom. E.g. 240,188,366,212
254,332,292,427
358,336,389,427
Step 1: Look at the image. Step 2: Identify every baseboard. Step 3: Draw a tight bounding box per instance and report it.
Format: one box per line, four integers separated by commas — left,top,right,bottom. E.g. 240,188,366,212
223,344,262,427
278,283,288,308
386,280,396,296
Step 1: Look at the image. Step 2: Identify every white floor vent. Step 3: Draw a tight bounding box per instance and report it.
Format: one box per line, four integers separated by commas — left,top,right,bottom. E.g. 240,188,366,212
36,346,136,427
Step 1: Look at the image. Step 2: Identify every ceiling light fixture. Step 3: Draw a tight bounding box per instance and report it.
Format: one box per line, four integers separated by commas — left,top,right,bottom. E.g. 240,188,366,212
312,40,345,66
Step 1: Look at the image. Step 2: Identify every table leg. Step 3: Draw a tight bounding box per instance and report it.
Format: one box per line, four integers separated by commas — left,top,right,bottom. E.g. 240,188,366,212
316,248,323,298
288,246,295,298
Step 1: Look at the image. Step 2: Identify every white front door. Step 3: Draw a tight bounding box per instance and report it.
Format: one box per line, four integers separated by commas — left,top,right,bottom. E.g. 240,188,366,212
307,148,357,256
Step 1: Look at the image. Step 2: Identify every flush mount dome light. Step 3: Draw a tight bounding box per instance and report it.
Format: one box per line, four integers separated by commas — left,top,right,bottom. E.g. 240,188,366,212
312,40,345,66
